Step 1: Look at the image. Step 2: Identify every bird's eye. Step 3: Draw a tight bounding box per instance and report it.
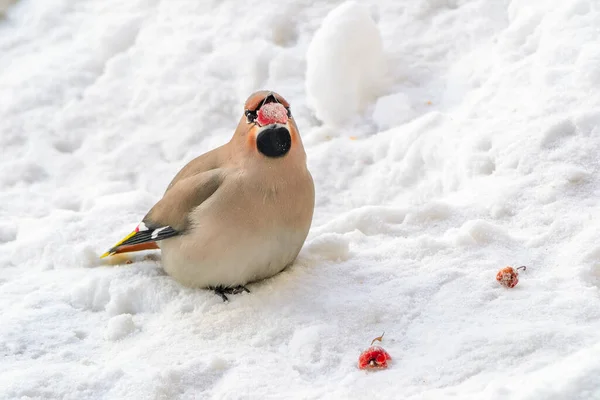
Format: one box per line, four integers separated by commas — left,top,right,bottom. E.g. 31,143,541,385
286,108,292,118
245,110,257,123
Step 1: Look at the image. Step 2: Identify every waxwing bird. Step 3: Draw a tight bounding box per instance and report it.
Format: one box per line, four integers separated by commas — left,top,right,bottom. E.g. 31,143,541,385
101,91,315,301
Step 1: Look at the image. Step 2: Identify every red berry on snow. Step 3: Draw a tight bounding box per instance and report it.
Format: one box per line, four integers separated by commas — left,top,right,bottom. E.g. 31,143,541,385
496,265,526,288
358,346,392,370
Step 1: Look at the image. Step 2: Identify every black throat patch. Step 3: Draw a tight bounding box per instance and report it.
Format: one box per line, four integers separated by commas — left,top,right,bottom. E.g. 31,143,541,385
256,126,292,158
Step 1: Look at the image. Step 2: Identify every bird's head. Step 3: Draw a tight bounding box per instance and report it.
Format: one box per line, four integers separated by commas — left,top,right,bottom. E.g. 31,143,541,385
233,90,303,160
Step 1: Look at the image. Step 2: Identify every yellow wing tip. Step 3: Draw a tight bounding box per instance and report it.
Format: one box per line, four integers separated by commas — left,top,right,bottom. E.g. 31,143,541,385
100,230,137,259
99,251,114,259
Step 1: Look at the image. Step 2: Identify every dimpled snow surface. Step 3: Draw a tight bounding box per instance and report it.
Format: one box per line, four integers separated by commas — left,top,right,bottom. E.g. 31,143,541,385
1,0,600,399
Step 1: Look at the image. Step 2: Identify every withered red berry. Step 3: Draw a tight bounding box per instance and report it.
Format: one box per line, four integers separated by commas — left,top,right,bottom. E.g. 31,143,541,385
496,265,526,288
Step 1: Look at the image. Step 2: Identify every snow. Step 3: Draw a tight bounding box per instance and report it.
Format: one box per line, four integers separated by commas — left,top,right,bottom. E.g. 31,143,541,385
306,1,387,127
0,0,15,15
105,314,136,341
1,0,600,398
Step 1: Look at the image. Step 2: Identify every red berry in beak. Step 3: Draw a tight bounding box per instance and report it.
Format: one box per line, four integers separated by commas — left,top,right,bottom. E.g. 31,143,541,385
257,102,288,126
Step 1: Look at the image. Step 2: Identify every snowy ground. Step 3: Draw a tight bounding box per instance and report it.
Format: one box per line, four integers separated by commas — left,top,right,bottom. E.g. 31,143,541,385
1,0,600,398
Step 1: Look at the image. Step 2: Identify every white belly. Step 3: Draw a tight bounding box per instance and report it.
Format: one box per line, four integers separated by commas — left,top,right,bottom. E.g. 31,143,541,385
158,227,307,288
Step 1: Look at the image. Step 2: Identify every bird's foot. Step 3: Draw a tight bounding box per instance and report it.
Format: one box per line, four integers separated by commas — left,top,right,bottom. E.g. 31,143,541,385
213,285,250,302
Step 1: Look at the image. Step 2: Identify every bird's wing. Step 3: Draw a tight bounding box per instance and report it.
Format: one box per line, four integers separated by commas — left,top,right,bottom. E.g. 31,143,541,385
100,168,225,258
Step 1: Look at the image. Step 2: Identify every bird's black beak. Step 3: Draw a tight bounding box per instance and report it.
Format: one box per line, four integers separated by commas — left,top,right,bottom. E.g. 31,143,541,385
262,93,278,106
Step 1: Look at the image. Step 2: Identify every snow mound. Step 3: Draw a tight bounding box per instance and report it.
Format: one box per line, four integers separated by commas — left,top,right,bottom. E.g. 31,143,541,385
104,314,136,341
303,233,350,261
306,1,387,127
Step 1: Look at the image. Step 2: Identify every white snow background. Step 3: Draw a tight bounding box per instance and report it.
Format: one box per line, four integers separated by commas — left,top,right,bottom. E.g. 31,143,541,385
1,0,600,398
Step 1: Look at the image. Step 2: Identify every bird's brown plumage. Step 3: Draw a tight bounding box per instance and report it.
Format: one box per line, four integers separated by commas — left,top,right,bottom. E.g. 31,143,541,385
102,90,315,290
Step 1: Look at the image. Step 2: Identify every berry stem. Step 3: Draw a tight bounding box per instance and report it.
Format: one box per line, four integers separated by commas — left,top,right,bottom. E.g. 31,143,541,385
516,266,527,272
371,332,385,346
